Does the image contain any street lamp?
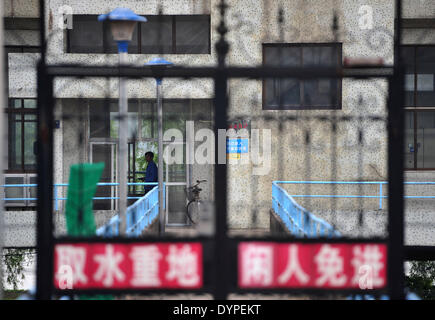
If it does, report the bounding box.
[98,8,146,235]
[145,58,174,235]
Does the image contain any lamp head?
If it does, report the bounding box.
[145,58,174,84]
[144,57,174,66]
[98,8,147,42]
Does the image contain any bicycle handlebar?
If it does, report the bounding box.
[187,179,207,191]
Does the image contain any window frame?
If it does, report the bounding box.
[405,109,435,171]
[402,44,435,108]
[66,14,211,55]
[5,98,38,174]
[262,43,342,110]
[402,44,435,171]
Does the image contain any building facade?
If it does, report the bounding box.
[3,0,435,247]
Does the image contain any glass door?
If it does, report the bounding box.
[404,112,415,169]
[405,111,435,169]
[164,140,190,226]
[416,112,435,169]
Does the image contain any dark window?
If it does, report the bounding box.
[262,43,342,110]
[4,17,40,30]
[67,15,210,54]
[89,100,140,139]
[6,99,37,173]
[402,45,435,107]
[68,15,104,53]
[175,15,210,54]
[405,111,435,170]
[141,16,173,54]
[67,15,140,54]
[402,45,435,170]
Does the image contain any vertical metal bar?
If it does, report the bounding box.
[0,0,5,299]
[413,109,417,168]
[118,51,128,235]
[36,66,54,300]
[214,0,229,300]
[39,0,46,65]
[132,140,136,195]
[54,184,58,211]
[413,47,417,169]
[379,183,383,210]
[157,81,165,234]
[21,103,25,171]
[35,0,54,300]
[387,0,405,300]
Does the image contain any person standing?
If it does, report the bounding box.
[142,151,158,195]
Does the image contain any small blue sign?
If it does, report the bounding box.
[226,138,249,154]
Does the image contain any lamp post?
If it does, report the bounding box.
[98,8,146,235]
[145,58,174,235]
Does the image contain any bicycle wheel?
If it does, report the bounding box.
[186,200,199,225]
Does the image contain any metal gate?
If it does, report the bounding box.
[32,0,435,300]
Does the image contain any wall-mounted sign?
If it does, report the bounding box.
[54,242,203,290]
[239,242,387,289]
[226,138,249,159]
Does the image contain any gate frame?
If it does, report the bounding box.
[34,0,435,300]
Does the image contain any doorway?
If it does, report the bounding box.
[90,142,117,210]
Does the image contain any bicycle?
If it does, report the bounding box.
[185,179,207,225]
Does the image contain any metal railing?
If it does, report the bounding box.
[97,185,164,237]
[275,181,435,210]
[126,185,161,236]
[272,181,341,238]
[2,182,158,211]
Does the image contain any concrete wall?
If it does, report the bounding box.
[225,0,393,228]
[4,0,40,17]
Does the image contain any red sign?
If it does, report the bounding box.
[54,243,203,290]
[239,242,387,290]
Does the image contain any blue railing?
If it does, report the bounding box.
[275,181,435,210]
[2,182,158,211]
[96,214,120,237]
[126,185,161,236]
[272,181,341,238]
[97,185,164,237]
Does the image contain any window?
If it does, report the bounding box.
[87,98,212,209]
[6,99,37,173]
[4,17,41,96]
[405,111,435,170]
[262,43,342,110]
[89,99,151,140]
[67,15,210,54]
[403,45,435,170]
[402,46,435,107]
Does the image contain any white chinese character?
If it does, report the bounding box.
[314,244,347,287]
[277,245,309,285]
[241,245,273,286]
[165,245,200,287]
[93,245,125,287]
[351,245,385,288]
[130,245,162,287]
[55,245,88,287]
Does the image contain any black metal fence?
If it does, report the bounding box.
[31,0,435,300]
